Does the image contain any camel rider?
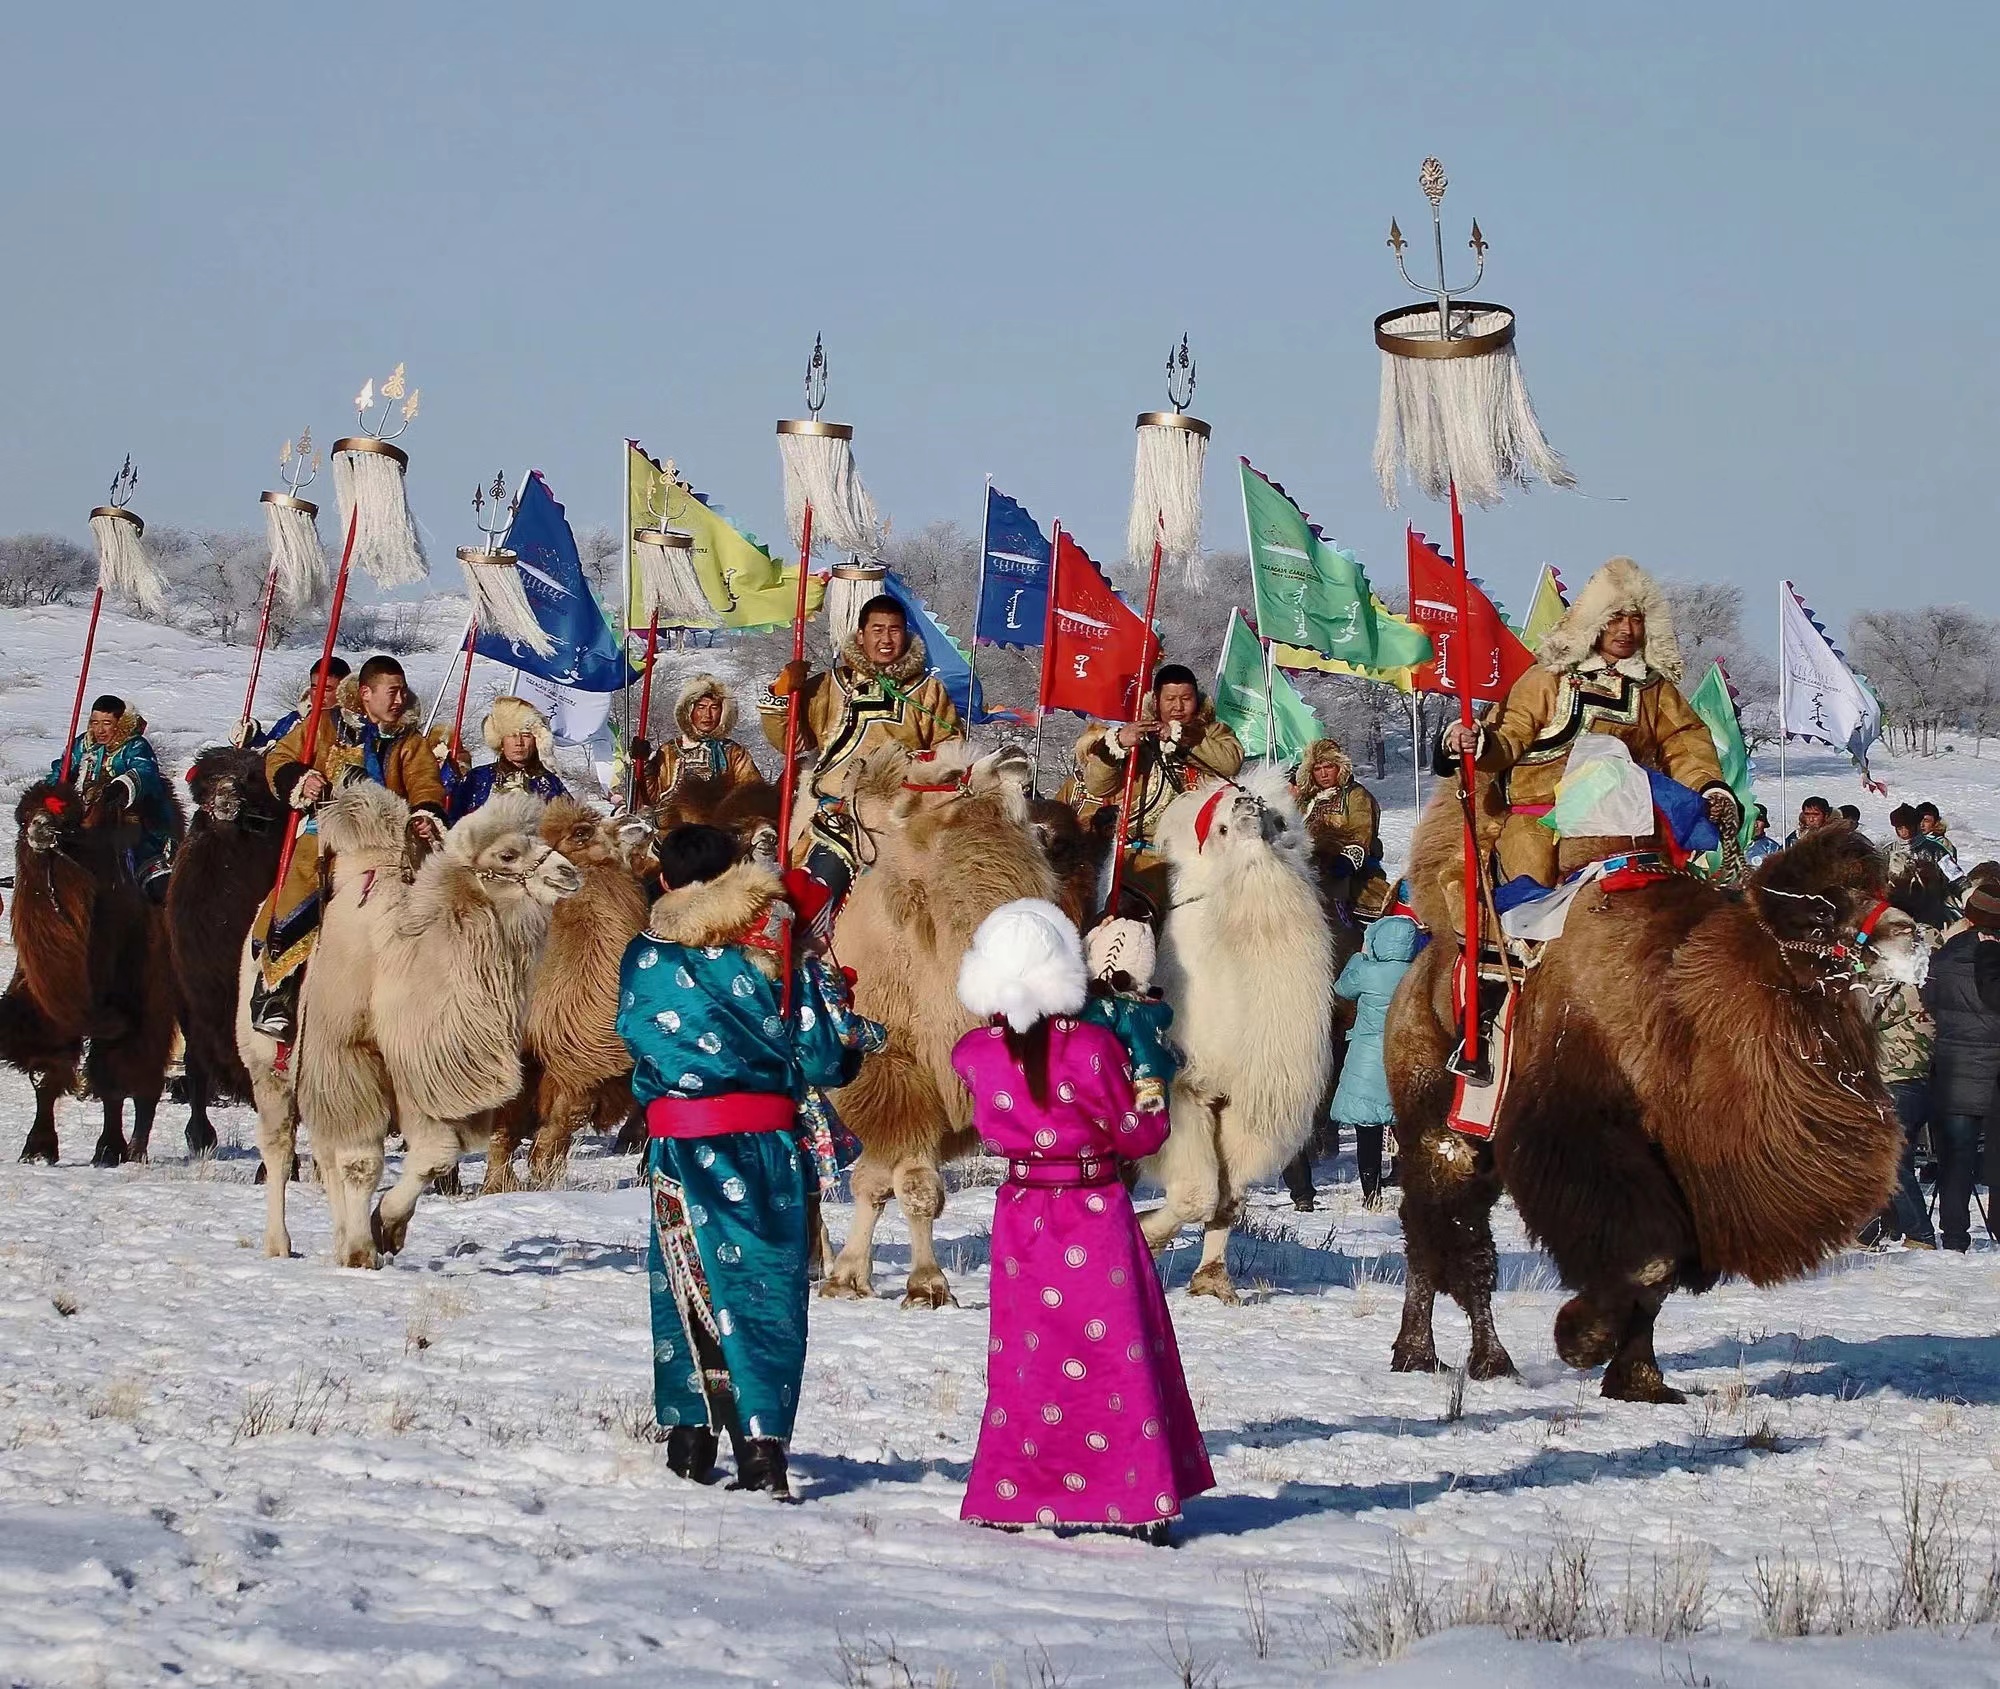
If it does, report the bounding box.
[50,694,177,902]
[1073,663,1243,914]
[632,674,765,812]
[448,695,570,822]
[761,594,963,914]
[246,657,351,750]
[249,654,448,1040]
[1439,556,1737,893]
[1296,737,1390,920]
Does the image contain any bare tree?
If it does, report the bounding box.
[575,524,620,599]
[146,525,285,643]
[1849,606,1994,757]
[1659,579,1780,750]
[0,532,95,606]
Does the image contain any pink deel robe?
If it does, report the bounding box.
[952,1016,1214,1528]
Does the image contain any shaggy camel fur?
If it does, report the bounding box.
[239,787,578,1263]
[5,779,182,1165]
[1027,796,1115,927]
[820,739,1060,1306]
[1387,799,1910,1401]
[168,747,287,1156]
[482,800,653,1192]
[1143,770,1335,1300]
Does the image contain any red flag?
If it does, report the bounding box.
[1406,528,1536,704]
[1039,528,1153,722]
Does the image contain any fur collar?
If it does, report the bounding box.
[333,673,423,737]
[1534,557,1684,684]
[673,673,739,739]
[647,861,785,950]
[90,706,144,751]
[837,629,930,690]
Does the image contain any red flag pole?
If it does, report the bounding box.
[267,501,361,905]
[447,617,479,763]
[238,559,283,743]
[634,610,662,771]
[1030,521,1063,791]
[776,500,815,1015]
[1102,520,1165,922]
[59,586,107,786]
[1447,478,1485,1077]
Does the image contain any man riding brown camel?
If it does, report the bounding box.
[1437,556,1736,897]
[1295,737,1388,920]
[632,674,765,812]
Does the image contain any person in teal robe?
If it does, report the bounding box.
[616,824,871,1498]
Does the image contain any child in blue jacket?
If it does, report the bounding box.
[1328,915,1422,1207]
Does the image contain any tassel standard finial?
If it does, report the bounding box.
[455,470,554,658]
[261,425,327,612]
[332,363,428,588]
[1371,159,1572,508]
[777,335,884,647]
[89,455,164,617]
[1127,333,1211,589]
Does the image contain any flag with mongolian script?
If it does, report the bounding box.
[1038,528,1153,722]
[1406,528,1536,705]
[974,485,1052,649]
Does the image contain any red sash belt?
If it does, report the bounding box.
[1005,1156,1120,1189]
[647,1093,793,1139]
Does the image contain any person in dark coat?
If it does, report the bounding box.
[1918,883,2000,1250]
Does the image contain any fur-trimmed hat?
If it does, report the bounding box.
[957,898,1087,1033]
[674,673,737,740]
[1298,737,1352,786]
[1085,917,1156,994]
[483,695,554,766]
[1534,557,1684,683]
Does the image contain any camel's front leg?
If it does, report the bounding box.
[324,1143,386,1268]
[247,1060,297,1257]
[821,1157,892,1299]
[374,1114,459,1258]
[895,1158,954,1309]
[90,1096,129,1168]
[1139,1090,1221,1254]
[19,1065,71,1164]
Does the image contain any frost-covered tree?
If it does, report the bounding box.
[1659,579,1780,750]
[0,532,96,606]
[1849,606,1999,756]
[146,525,284,644]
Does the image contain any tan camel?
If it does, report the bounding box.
[482,800,653,1193]
[1143,769,1335,1301]
[819,738,1060,1307]
[238,785,578,1265]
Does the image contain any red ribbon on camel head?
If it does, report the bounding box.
[1193,785,1231,853]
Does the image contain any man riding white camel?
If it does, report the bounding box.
[761,594,962,916]
[1437,556,1737,896]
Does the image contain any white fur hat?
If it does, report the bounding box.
[483,695,554,766]
[1085,917,1155,992]
[957,898,1087,1033]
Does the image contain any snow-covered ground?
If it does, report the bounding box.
[3,602,1999,1687]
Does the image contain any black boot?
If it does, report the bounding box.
[249,972,299,1040]
[726,1437,792,1498]
[666,1425,718,1484]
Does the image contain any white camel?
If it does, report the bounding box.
[1143,768,1334,1301]
[237,786,579,1265]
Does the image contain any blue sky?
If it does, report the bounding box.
[4,1,1991,634]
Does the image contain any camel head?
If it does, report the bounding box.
[187,746,280,831]
[1157,766,1310,883]
[537,796,642,876]
[1748,821,1922,991]
[17,781,85,857]
[843,739,1035,838]
[444,792,581,906]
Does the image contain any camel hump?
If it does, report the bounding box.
[317,782,410,860]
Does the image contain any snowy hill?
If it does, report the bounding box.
[2,603,1999,1687]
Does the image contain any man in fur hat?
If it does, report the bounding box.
[632,674,764,811]
[249,653,448,1040]
[50,693,177,900]
[246,657,350,750]
[1441,556,1735,889]
[1295,737,1388,918]
[761,594,962,908]
[448,694,570,821]
[1072,664,1243,909]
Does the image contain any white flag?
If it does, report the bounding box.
[1779,583,1881,764]
[509,669,611,747]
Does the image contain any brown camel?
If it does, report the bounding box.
[4,778,181,1165]
[819,738,1060,1306]
[1386,795,1910,1402]
[167,747,288,1157]
[483,800,653,1192]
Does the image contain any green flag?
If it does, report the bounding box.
[1241,458,1432,673]
[1688,661,1758,854]
[1520,564,1569,651]
[1215,607,1322,762]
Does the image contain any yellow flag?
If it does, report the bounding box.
[1270,639,1418,693]
[627,442,823,633]
[1520,563,1569,652]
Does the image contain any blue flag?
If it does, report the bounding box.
[476,471,637,691]
[973,485,1052,649]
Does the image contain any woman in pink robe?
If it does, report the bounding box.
[952,899,1214,1538]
